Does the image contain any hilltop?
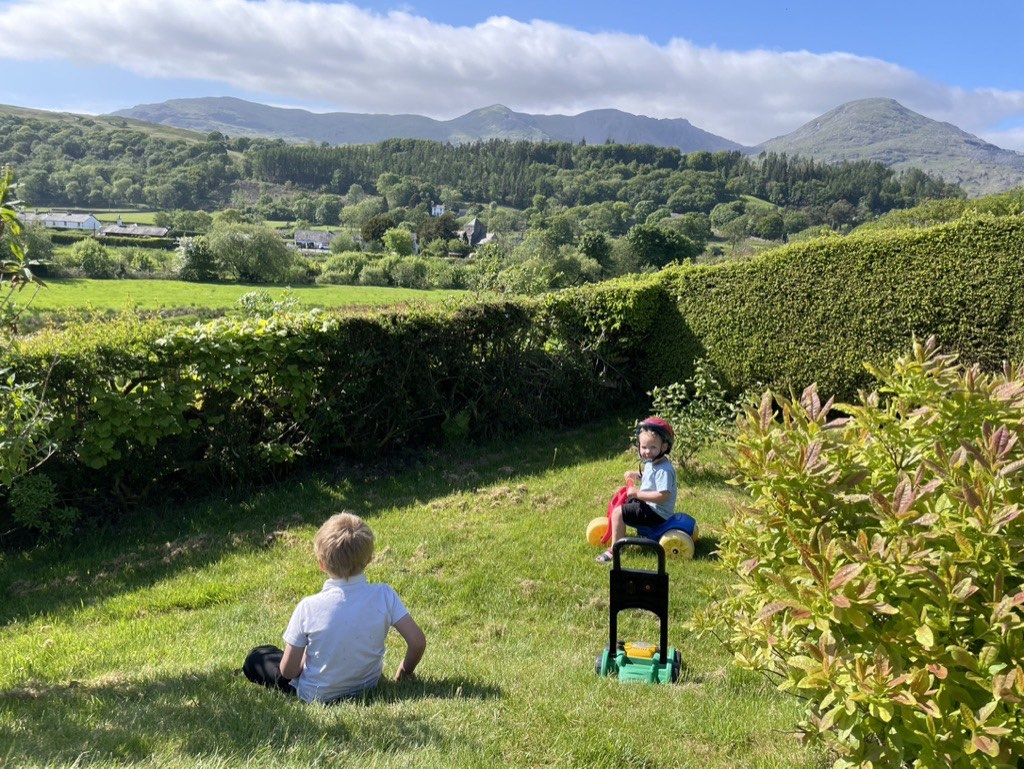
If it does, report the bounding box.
[751,98,1024,197]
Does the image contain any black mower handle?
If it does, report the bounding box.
[612,537,666,574]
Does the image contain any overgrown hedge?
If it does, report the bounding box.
[4,296,643,536]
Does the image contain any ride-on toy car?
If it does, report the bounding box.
[586,484,698,559]
[596,537,681,684]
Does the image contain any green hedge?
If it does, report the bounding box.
[98,235,177,250]
[48,231,94,246]
[5,297,635,534]
[5,214,1024,540]
[655,214,1024,398]
[48,232,176,249]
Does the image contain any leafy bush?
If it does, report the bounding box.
[357,263,390,286]
[648,358,738,465]
[207,223,292,283]
[390,256,430,289]
[425,257,469,290]
[7,472,78,536]
[1,166,55,489]
[70,238,120,278]
[176,235,217,281]
[236,289,298,318]
[316,251,366,285]
[121,246,174,274]
[694,338,1024,767]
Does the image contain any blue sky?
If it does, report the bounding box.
[1,0,1023,150]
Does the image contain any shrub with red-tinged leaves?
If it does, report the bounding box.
[693,337,1024,768]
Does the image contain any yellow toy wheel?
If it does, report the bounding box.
[586,516,609,546]
[660,530,695,560]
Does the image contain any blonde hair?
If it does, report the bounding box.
[313,512,375,578]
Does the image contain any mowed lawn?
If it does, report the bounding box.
[0,419,828,769]
[22,278,468,313]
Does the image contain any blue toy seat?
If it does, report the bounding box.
[635,512,697,541]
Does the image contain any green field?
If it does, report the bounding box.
[0,420,825,768]
[22,278,469,313]
[94,211,159,225]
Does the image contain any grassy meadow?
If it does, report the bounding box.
[21,278,468,314]
[0,418,828,769]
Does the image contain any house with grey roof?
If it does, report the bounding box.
[21,212,102,232]
[294,229,336,251]
[99,221,170,238]
[458,218,487,247]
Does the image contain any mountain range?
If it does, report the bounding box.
[110,97,1024,197]
[111,97,743,154]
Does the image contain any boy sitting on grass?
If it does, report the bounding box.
[243,512,426,703]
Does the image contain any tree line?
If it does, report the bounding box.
[0,111,963,224]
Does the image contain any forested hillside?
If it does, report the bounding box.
[1,107,962,225]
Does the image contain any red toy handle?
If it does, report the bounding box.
[602,479,634,545]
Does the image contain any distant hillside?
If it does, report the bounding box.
[751,98,1024,197]
[0,102,211,145]
[109,97,744,153]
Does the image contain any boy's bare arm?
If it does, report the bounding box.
[627,487,670,505]
[393,614,426,681]
[279,643,305,679]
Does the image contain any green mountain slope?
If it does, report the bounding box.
[751,98,1024,196]
[0,103,210,144]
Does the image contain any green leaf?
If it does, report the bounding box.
[915,624,935,648]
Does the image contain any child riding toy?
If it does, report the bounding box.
[587,417,699,560]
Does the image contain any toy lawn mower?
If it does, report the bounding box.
[595,537,681,684]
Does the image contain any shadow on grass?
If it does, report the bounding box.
[676,461,733,487]
[0,414,638,627]
[693,534,721,562]
[0,669,500,766]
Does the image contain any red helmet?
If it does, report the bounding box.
[636,417,674,452]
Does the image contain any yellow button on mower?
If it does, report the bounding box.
[595,538,681,684]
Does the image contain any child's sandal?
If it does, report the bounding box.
[595,550,613,564]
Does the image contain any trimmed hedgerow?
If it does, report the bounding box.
[656,214,1024,399]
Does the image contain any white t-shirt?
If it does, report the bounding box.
[283,574,408,702]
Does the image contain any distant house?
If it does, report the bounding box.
[99,221,169,238]
[21,212,101,232]
[294,229,336,251]
[430,203,446,217]
[458,218,487,247]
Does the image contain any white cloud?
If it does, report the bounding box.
[1,0,1023,147]
[980,128,1024,154]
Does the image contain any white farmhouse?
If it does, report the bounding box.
[21,212,102,232]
